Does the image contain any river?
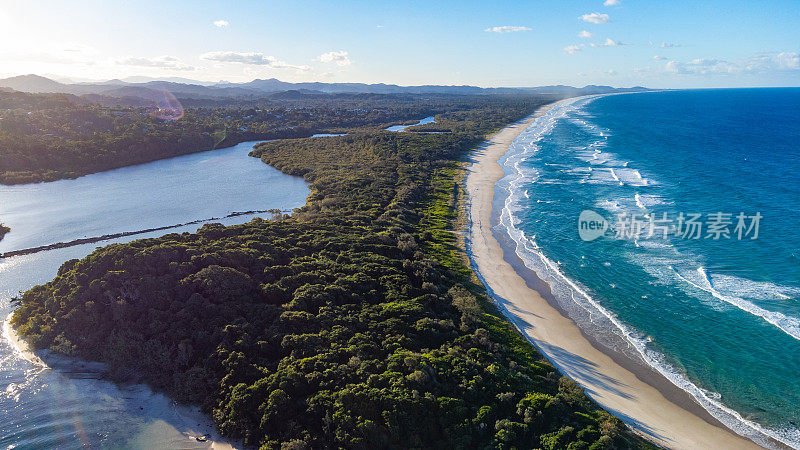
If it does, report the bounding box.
[0,140,310,449]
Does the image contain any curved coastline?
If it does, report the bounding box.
[464,98,764,449]
[4,314,238,449]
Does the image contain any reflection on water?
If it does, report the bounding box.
[0,141,309,448]
[384,116,436,132]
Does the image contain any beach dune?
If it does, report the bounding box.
[465,101,761,449]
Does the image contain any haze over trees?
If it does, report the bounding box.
[0,89,463,184]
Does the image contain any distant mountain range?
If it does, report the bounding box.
[0,74,649,103]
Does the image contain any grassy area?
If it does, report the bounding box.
[417,163,472,278]
[413,127,657,450]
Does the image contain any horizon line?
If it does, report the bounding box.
[2,73,800,91]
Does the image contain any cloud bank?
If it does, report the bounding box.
[591,38,626,47]
[663,52,800,75]
[485,25,532,33]
[200,51,311,71]
[117,55,194,71]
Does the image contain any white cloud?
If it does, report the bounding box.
[591,38,625,47]
[664,60,686,74]
[200,51,311,71]
[213,20,229,28]
[317,50,352,67]
[581,13,610,24]
[653,55,666,60]
[660,42,681,48]
[662,52,800,75]
[485,25,532,33]
[775,52,799,69]
[579,30,593,38]
[564,45,582,54]
[117,55,195,71]
[604,0,621,5]
[665,58,738,75]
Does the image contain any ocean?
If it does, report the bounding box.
[497,89,800,448]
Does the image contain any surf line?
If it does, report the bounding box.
[0,209,291,259]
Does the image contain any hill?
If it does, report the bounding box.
[0,74,650,103]
[0,74,70,93]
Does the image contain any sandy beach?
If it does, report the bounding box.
[464,100,761,449]
[2,315,237,449]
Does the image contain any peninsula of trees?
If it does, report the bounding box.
[10,91,654,449]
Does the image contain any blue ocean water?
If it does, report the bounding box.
[499,89,800,447]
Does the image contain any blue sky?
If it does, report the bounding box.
[1,0,798,88]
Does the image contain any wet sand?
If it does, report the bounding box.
[464,100,762,449]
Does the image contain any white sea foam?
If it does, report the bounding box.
[597,199,623,212]
[636,240,671,249]
[568,116,612,137]
[637,194,665,209]
[608,168,621,183]
[601,157,630,167]
[484,94,800,449]
[574,150,601,162]
[672,267,800,341]
[634,193,645,209]
[502,210,792,448]
[590,152,615,166]
[709,274,800,302]
[615,168,649,186]
[586,168,623,185]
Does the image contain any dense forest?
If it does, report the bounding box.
[1,89,523,185]
[11,94,654,449]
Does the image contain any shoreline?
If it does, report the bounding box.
[464,99,763,449]
[0,208,289,259]
[3,315,47,367]
[2,315,238,449]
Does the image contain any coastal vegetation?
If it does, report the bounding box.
[0,89,478,184]
[11,95,653,449]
